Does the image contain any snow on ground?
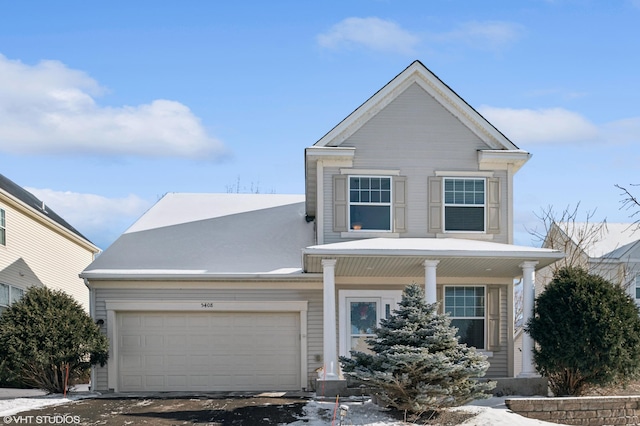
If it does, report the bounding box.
[0,394,95,417]
[0,391,558,425]
[289,396,558,425]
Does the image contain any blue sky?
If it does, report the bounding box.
[0,0,638,250]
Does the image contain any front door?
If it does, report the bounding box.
[339,290,402,357]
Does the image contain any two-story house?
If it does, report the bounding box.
[0,173,100,313]
[536,221,640,300]
[81,61,562,394]
[512,221,639,377]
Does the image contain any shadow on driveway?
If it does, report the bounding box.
[15,393,313,425]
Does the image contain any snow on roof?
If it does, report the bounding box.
[558,222,640,258]
[126,193,305,233]
[305,237,561,258]
[84,193,313,276]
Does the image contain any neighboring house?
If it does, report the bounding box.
[514,221,640,376]
[81,61,563,394]
[0,173,100,313]
[534,221,640,298]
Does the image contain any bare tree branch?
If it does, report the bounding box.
[616,183,640,228]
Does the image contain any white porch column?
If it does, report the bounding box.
[423,260,440,304]
[322,258,339,379]
[519,261,539,377]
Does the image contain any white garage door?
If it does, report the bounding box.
[117,311,301,392]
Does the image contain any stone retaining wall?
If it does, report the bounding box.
[505,396,640,426]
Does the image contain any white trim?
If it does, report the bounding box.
[340,169,400,176]
[105,300,308,392]
[435,171,494,177]
[341,232,399,239]
[106,300,307,312]
[314,61,520,151]
[435,233,494,240]
[316,160,325,245]
[338,290,402,358]
[347,175,393,232]
[442,177,487,233]
[106,309,117,391]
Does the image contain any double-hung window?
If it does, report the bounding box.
[0,283,24,315]
[444,178,485,232]
[349,176,392,231]
[635,275,640,302]
[444,286,485,349]
[0,208,5,246]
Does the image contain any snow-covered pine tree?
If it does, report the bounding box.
[340,283,495,418]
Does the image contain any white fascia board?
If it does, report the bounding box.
[302,247,563,261]
[314,62,519,151]
[478,150,531,173]
[80,269,322,281]
[305,146,356,159]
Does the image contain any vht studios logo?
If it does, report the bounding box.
[3,415,80,424]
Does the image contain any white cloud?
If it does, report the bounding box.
[435,21,524,52]
[27,187,152,249]
[478,106,600,145]
[317,17,419,54]
[0,54,226,158]
[602,117,640,145]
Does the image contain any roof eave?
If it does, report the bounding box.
[478,150,532,174]
[81,270,322,281]
[0,188,100,253]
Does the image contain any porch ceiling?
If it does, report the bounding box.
[302,238,563,278]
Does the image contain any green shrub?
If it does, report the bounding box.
[340,284,494,420]
[0,287,108,393]
[526,266,640,396]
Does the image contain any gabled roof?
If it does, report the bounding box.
[556,222,640,259]
[314,60,521,151]
[0,173,97,249]
[304,60,530,216]
[82,193,314,279]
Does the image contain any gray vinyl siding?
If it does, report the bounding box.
[92,285,323,391]
[321,82,510,244]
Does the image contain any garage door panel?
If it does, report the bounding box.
[118,311,301,392]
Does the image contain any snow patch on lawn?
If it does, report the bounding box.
[0,394,96,417]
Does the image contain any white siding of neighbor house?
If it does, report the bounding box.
[91,284,323,391]
[0,199,96,310]
[320,82,510,245]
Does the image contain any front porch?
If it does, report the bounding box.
[302,237,563,396]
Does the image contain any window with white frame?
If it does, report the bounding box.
[349,176,392,231]
[0,283,24,314]
[444,178,485,232]
[635,275,640,301]
[0,208,5,246]
[444,286,485,349]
